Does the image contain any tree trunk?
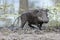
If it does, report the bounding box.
[19,0,29,14]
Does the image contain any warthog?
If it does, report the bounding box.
[11,8,49,30]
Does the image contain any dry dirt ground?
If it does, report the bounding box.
[0,27,60,40]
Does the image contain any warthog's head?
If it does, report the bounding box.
[37,9,49,23]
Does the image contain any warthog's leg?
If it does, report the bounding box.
[39,23,43,30]
[15,15,27,30]
[16,20,26,30]
[20,18,27,29]
[28,24,36,29]
[36,23,43,30]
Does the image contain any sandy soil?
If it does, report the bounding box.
[0,27,60,40]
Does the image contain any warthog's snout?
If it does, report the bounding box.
[42,18,49,23]
[38,17,49,23]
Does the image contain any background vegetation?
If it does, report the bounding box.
[0,0,60,28]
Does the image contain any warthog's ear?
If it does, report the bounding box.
[45,9,49,12]
[33,9,39,13]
